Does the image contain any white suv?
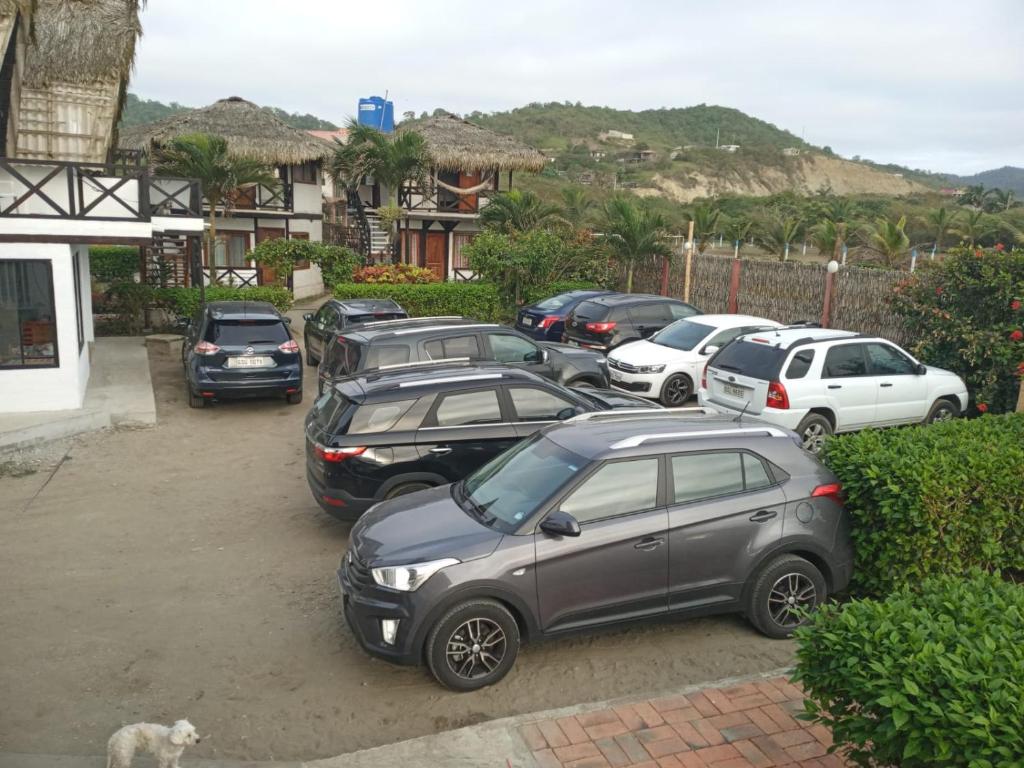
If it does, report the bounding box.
[697,328,969,452]
[607,314,781,406]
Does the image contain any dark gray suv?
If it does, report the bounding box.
[338,410,852,691]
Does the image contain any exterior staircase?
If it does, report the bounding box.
[362,210,392,260]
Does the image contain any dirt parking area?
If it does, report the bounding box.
[0,314,796,762]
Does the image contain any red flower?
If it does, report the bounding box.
[1012,300,1022,311]
[935,286,943,296]
[975,249,984,258]
[995,242,1006,252]
[1012,330,1024,342]
[977,403,988,413]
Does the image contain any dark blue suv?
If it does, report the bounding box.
[515,289,615,341]
[181,301,302,408]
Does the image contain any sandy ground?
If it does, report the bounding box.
[0,314,796,762]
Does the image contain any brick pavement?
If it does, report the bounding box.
[518,676,849,768]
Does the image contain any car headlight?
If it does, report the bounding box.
[636,364,666,374]
[371,558,460,591]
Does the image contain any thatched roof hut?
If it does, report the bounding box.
[404,114,546,173]
[120,97,334,166]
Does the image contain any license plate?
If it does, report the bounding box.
[521,316,533,327]
[724,383,747,399]
[226,356,273,368]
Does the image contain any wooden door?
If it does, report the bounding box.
[458,172,481,212]
[256,227,284,285]
[425,231,446,281]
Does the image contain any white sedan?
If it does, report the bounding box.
[607,314,782,406]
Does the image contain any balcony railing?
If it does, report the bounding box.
[397,182,495,214]
[225,180,291,212]
[0,157,201,222]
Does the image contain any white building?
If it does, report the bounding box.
[0,0,203,414]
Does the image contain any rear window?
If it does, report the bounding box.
[326,337,364,376]
[346,312,407,326]
[205,319,289,345]
[709,339,787,381]
[311,389,355,432]
[572,300,610,321]
[535,292,584,311]
[348,399,417,434]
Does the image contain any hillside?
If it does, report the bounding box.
[947,166,1024,197]
[119,93,338,131]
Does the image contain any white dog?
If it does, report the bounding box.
[106,719,200,768]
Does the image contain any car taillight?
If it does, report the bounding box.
[194,341,219,355]
[766,381,789,409]
[278,339,299,353]
[314,444,366,463]
[585,321,617,333]
[537,315,562,330]
[811,482,844,505]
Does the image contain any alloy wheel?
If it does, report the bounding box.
[445,618,507,680]
[931,405,954,422]
[664,376,690,406]
[767,572,817,627]
[801,423,827,453]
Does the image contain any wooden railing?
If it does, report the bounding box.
[397,182,495,214]
[227,180,291,212]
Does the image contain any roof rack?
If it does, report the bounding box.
[390,323,499,335]
[567,407,714,423]
[354,315,466,329]
[610,426,790,450]
[372,357,472,372]
[399,373,503,388]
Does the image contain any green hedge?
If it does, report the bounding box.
[333,282,504,322]
[822,413,1024,596]
[89,246,139,283]
[794,570,1024,767]
[154,286,294,317]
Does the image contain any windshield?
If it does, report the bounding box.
[535,292,585,312]
[205,319,289,346]
[457,435,585,534]
[650,320,715,351]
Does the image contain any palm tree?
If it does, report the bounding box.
[601,196,671,293]
[956,209,994,246]
[154,133,278,283]
[756,212,803,261]
[988,188,1016,212]
[560,187,594,229]
[810,219,843,260]
[687,203,721,255]
[722,216,753,257]
[922,207,960,253]
[329,120,430,207]
[868,216,910,267]
[479,189,564,234]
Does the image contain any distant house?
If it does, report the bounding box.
[782,147,801,157]
[627,149,656,164]
[577,171,595,185]
[719,144,741,153]
[121,97,333,299]
[600,130,634,142]
[589,149,606,160]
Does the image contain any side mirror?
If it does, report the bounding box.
[302,313,313,322]
[701,344,720,356]
[916,363,927,375]
[283,316,292,325]
[540,510,581,537]
[556,406,577,421]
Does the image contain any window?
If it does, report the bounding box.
[0,260,58,369]
[452,233,475,270]
[651,320,716,351]
[710,340,787,381]
[785,350,815,379]
[629,302,672,327]
[489,333,540,363]
[292,161,318,185]
[211,233,249,268]
[672,453,744,503]
[73,250,84,351]
[560,459,659,523]
[315,305,340,328]
[823,344,868,378]
[668,302,700,320]
[866,343,916,375]
[509,387,577,422]
[743,454,773,491]
[705,326,748,350]
[365,345,410,368]
[434,389,503,427]
[204,320,289,346]
[424,334,480,360]
[348,399,416,434]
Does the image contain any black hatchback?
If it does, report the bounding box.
[563,294,700,352]
[181,301,302,408]
[305,363,658,520]
[302,298,409,367]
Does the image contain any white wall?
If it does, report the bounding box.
[0,242,89,413]
[292,180,323,215]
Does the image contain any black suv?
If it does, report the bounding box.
[305,363,658,519]
[181,301,302,408]
[339,410,852,690]
[317,322,610,395]
[302,298,408,366]
[563,294,700,351]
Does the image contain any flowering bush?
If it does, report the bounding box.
[351,264,438,284]
[892,245,1024,413]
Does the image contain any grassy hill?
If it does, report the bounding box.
[947,166,1024,197]
[119,93,338,131]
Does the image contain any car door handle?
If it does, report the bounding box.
[880,382,893,387]
[634,537,664,551]
[749,510,778,523]
[827,384,842,390]
[429,447,453,455]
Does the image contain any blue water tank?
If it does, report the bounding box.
[357,96,395,133]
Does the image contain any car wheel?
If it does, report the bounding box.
[925,398,959,424]
[384,482,432,500]
[795,414,833,454]
[660,373,693,407]
[286,390,304,405]
[746,555,827,639]
[425,599,520,692]
[187,385,207,409]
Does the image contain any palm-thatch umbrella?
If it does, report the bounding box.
[404,113,547,175]
[120,96,333,165]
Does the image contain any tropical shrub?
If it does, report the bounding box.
[352,264,438,284]
[105,281,153,335]
[794,570,1024,767]
[154,286,293,317]
[821,413,1024,596]
[892,245,1024,413]
[333,282,504,322]
[89,246,139,283]
[311,244,363,286]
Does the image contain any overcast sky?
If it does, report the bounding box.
[131,0,1023,175]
